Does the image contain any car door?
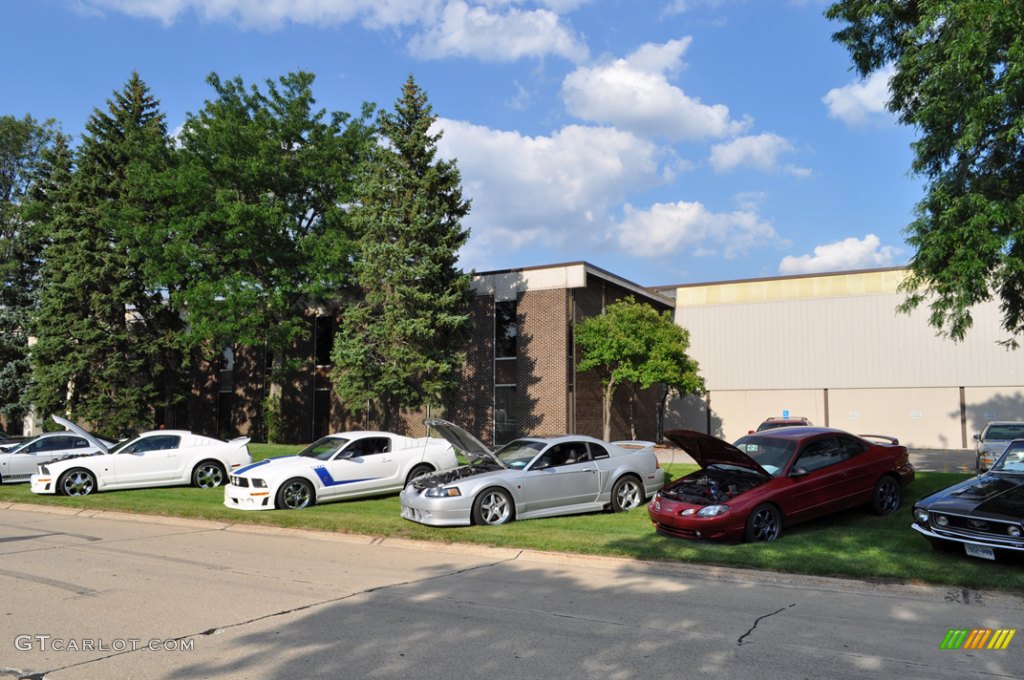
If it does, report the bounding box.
[111,435,182,486]
[782,436,850,521]
[317,436,396,498]
[520,441,601,512]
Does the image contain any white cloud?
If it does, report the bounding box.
[615,200,778,258]
[79,0,443,29]
[433,118,667,259]
[709,133,810,176]
[408,1,587,61]
[823,65,894,126]
[561,38,749,139]
[778,234,899,274]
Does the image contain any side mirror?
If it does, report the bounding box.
[972,434,981,442]
[789,466,809,478]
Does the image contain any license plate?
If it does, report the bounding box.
[964,543,995,560]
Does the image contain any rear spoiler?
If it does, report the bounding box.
[860,434,900,446]
[612,440,657,452]
[228,436,251,448]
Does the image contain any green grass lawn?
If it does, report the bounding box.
[2,443,1020,592]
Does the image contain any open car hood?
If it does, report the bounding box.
[663,429,771,479]
[425,418,506,469]
[51,414,110,453]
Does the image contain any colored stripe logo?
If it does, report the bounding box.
[941,629,1016,650]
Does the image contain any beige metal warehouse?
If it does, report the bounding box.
[662,267,1024,450]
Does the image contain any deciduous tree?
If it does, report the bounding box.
[827,1,1024,343]
[576,297,703,440]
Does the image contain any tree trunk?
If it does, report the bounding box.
[602,378,616,441]
[657,385,669,444]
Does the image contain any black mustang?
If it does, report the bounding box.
[912,440,1024,561]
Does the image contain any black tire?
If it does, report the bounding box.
[275,478,315,510]
[871,475,901,515]
[192,460,227,489]
[471,487,514,526]
[405,464,434,488]
[610,475,644,512]
[744,503,782,542]
[59,468,96,497]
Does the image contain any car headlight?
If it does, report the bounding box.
[935,515,949,527]
[696,504,729,517]
[1008,526,1022,538]
[424,487,461,498]
[252,479,267,488]
[913,507,929,524]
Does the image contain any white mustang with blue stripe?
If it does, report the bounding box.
[223,431,457,510]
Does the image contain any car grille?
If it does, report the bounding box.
[925,511,1024,547]
[654,523,699,539]
[230,476,249,487]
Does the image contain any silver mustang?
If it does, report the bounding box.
[400,418,665,526]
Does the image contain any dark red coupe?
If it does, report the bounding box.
[649,427,915,542]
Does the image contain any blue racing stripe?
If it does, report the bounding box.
[312,466,378,487]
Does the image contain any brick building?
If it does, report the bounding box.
[195,262,674,446]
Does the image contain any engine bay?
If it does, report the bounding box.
[660,470,763,505]
[412,462,501,489]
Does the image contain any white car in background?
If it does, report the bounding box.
[974,421,1024,472]
[223,431,457,510]
[30,418,251,496]
[0,416,112,484]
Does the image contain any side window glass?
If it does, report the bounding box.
[72,437,90,448]
[796,438,844,473]
[588,443,609,460]
[837,436,865,459]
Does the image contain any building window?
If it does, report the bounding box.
[313,389,331,439]
[494,299,518,444]
[314,315,334,367]
[495,300,517,358]
[494,385,517,445]
[218,346,234,439]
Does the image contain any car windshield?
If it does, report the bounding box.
[733,436,798,477]
[991,443,1024,474]
[108,438,137,454]
[495,440,547,469]
[9,436,39,452]
[982,424,1024,440]
[298,437,349,461]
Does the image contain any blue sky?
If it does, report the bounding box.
[3,0,922,287]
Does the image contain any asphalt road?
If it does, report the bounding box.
[1,505,1021,680]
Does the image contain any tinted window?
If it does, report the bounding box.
[836,435,865,458]
[795,437,845,473]
[589,442,610,460]
[341,437,390,458]
[122,435,182,454]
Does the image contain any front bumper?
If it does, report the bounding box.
[648,497,744,541]
[223,483,274,510]
[29,474,56,495]
[911,522,1024,553]
[399,487,474,526]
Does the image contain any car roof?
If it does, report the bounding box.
[743,426,850,440]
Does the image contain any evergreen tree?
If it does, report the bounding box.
[0,116,68,428]
[29,74,180,435]
[332,76,473,432]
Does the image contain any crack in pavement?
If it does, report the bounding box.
[1,667,45,680]
[23,550,524,678]
[736,603,796,646]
